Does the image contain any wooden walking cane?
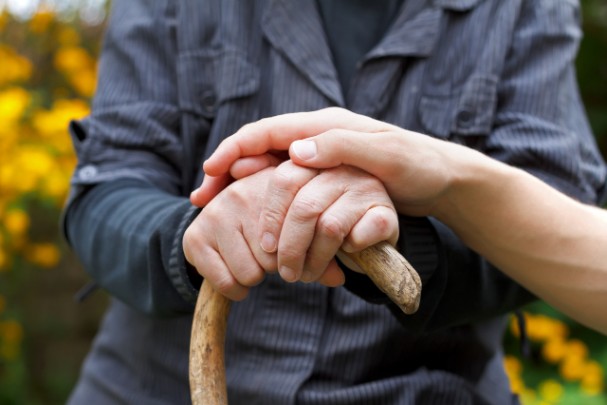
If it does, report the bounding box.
[189,241,422,405]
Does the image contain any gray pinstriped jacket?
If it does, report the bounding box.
[64,0,606,404]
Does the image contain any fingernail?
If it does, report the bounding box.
[279,265,298,282]
[291,140,317,161]
[260,232,277,253]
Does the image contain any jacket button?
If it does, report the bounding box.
[201,91,216,113]
[457,110,474,127]
[79,165,98,180]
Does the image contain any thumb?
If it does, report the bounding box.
[289,130,380,172]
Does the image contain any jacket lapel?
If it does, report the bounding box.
[366,0,442,62]
[262,0,344,106]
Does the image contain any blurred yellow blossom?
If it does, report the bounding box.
[559,354,588,381]
[4,209,30,237]
[542,337,568,364]
[581,361,604,395]
[0,87,30,124]
[538,379,564,403]
[29,9,55,33]
[26,243,60,268]
[504,355,525,394]
[69,69,97,97]
[525,313,569,342]
[0,45,33,86]
[32,99,90,137]
[54,47,98,97]
[565,339,589,360]
[54,46,94,74]
[42,169,71,201]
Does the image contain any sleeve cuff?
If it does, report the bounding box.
[167,205,203,305]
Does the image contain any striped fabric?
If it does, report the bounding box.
[64,0,606,404]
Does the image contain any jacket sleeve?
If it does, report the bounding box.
[62,0,205,315]
[344,0,607,332]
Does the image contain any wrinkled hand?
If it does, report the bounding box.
[183,168,276,301]
[184,162,397,299]
[256,160,398,284]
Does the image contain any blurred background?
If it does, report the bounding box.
[0,1,605,404]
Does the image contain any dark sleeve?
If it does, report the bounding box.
[62,0,208,315]
[65,179,202,315]
[344,0,607,332]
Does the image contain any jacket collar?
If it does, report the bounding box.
[262,0,343,105]
[365,0,442,61]
[262,0,485,105]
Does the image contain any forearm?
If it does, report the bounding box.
[65,178,201,315]
[435,152,607,333]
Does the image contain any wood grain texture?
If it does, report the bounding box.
[343,241,422,314]
[189,241,421,404]
[190,281,231,405]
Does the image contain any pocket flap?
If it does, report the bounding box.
[419,73,498,138]
[177,49,259,118]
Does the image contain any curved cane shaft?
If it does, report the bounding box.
[189,241,422,404]
[190,281,231,405]
[344,241,422,314]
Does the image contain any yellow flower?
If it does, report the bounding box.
[581,360,604,395]
[504,355,525,394]
[4,209,30,237]
[542,337,567,364]
[26,243,61,268]
[69,68,98,97]
[29,9,55,34]
[0,45,33,86]
[32,99,90,137]
[54,46,93,74]
[559,354,587,381]
[504,355,523,376]
[42,170,70,201]
[0,87,30,123]
[564,339,588,360]
[538,379,564,403]
[525,313,568,342]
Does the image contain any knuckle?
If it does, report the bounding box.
[317,214,348,241]
[238,268,264,287]
[370,210,391,233]
[213,274,238,296]
[260,207,285,228]
[279,245,305,265]
[290,197,324,221]
[368,207,399,239]
[271,166,297,190]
